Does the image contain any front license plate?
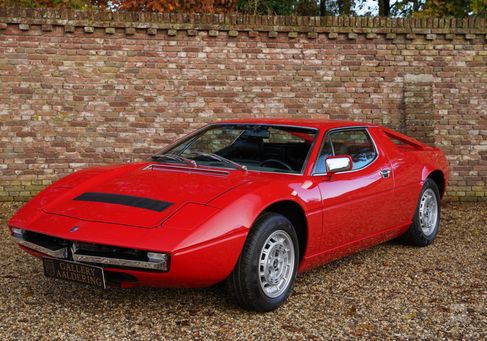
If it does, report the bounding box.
[42,258,106,288]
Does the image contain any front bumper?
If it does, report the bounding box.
[9,212,247,288]
[12,229,169,271]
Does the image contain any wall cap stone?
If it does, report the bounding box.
[0,6,485,40]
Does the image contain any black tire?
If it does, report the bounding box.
[226,212,299,312]
[400,178,441,246]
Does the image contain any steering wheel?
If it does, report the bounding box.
[259,159,293,171]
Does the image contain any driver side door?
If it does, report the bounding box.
[315,127,395,253]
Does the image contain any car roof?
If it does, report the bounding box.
[217,118,378,131]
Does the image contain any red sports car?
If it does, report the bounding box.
[8,119,448,311]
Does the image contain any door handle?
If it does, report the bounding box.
[380,168,391,179]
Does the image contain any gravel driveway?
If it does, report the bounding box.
[0,202,485,340]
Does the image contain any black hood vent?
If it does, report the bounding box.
[74,192,173,212]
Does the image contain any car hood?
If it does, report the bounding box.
[41,163,250,228]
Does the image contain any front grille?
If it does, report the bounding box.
[72,242,148,262]
[25,230,69,249]
[13,229,169,272]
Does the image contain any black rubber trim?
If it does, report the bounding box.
[74,192,172,212]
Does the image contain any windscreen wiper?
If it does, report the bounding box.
[151,154,197,168]
[195,152,247,171]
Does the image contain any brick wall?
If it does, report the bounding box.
[0,7,486,201]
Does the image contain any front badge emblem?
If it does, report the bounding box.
[70,226,80,232]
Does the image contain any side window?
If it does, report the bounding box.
[330,129,377,170]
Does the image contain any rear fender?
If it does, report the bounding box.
[419,150,449,197]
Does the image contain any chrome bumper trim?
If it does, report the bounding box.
[72,253,168,271]
[15,237,68,259]
[12,231,168,271]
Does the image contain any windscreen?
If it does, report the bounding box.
[158,124,317,174]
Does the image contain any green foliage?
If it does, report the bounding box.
[295,0,318,16]
[1,0,485,17]
[237,0,296,15]
[391,0,423,17]
[419,0,473,17]
[0,0,96,9]
[391,0,486,17]
[236,0,349,17]
[319,0,339,15]
[471,0,487,17]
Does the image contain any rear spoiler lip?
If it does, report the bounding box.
[382,128,434,150]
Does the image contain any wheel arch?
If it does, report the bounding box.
[260,200,308,263]
[426,170,446,199]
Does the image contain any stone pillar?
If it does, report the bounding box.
[403,74,438,145]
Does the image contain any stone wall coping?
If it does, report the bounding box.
[1,6,486,37]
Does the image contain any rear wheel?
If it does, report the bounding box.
[226,212,299,312]
[400,178,441,246]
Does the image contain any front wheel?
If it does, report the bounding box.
[400,178,441,246]
[226,212,299,312]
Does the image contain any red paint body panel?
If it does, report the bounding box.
[7,119,449,288]
[317,128,396,251]
[42,165,249,228]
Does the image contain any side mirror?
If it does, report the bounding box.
[325,155,352,174]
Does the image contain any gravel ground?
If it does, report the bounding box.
[0,202,485,340]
